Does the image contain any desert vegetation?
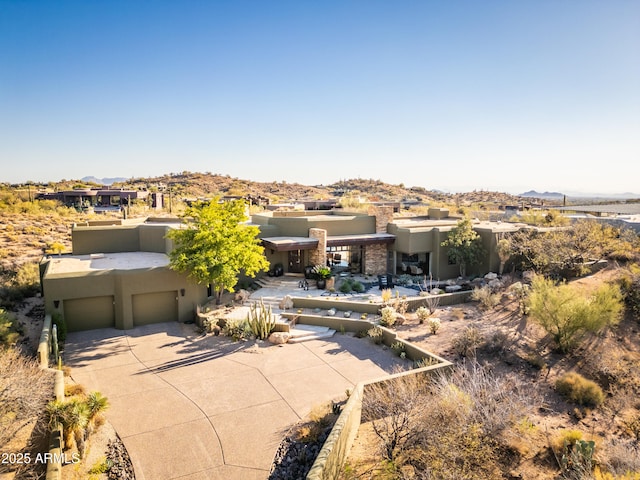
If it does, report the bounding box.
[343,219,640,479]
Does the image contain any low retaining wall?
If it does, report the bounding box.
[292,289,472,316]
[38,315,52,368]
[306,359,452,480]
[38,315,65,480]
[294,311,451,480]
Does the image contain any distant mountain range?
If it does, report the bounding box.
[519,190,640,201]
[81,176,128,185]
[519,190,564,199]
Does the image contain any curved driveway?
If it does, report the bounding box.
[65,321,404,479]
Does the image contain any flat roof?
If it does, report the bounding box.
[554,204,640,215]
[261,236,319,252]
[46,252,169,275]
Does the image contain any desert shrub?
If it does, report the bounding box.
[65,383,86,397]
[621,412,640,442]
[618,265,640,319]
[523,352,547,370]
[471,285,502,309]
[390,341,406,358]
[427,317,441,334]
[0,308,20,346]
[222,318,251,341]
[339,279,353,293]
[0,347,54,450]
[484,329,509,353]
[367,325,384,344]
[379,306,396,327]
[561,439,596,479]
[362,363,540,479]
[362,371,430,461]
[381,288,392,304]
[423,293,440,314]
[527,276,623,352]
[556,372,605,407]
[600,438,640,477]
[415,306,429,324]
[352,280,365,293]
[452,326,483,357]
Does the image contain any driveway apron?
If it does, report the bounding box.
[64,322,403,480]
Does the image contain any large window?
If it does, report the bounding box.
[326,245,363,273]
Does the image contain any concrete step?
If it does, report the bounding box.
[287,324,336,343]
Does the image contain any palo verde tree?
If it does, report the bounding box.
[441,217,486,276]
[527,275,623,352]
[167,199,269,304]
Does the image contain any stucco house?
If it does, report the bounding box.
[41,206,518,332]
[255,205,519,281]
[40,218,208,332]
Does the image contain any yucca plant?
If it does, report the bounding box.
[247,298,277,340]
[85,391,109,434]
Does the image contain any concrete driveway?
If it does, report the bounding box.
[64,322,405,479]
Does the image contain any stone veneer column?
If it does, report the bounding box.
[308,228,327,267]
[368,205,394,233]
[364,244,388,275]
[364,205,394,275]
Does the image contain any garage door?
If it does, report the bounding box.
[64,296,115,332]
[132,291,178,326]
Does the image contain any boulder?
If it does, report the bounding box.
[445,285,462,293]
[484,272,498,281]
[279,295,294,310]
[488,279,503,290]
[395,313,406,326]
[268,332,291,345]
[234,289,250,303]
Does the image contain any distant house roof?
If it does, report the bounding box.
[554,204,640,216]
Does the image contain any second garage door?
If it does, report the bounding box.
[132,291,178,326]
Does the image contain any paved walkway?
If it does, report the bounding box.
[65,322,406,480]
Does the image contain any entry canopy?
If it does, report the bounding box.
[327,233,395,247]
[261,237,319,252]
[261,233,395,252]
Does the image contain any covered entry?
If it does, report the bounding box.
[64,296,115,332]
[132,291,178,326]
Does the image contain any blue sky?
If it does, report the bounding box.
[1,1,638,194]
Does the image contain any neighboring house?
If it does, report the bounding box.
[40,218,207,332]
[37,188,163,213]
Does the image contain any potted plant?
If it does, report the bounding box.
[312,264,332,289]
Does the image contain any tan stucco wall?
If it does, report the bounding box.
[72,223,173,255]
[43,266,207,330]
[253,213,376,237]
[138,224,173,253]
[72,226,141,254]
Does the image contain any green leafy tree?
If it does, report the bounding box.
[167,199,269,304]
[527,276,623,352]
[441,217,486,276]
